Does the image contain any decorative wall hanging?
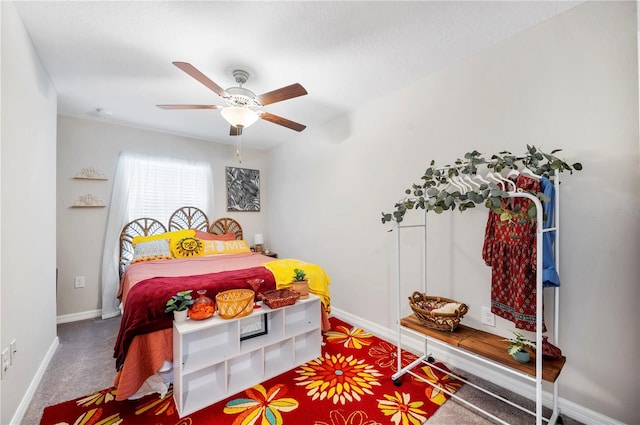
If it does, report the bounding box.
[72,194,106,208]
[226,167,260,212]
[73,167,108,180]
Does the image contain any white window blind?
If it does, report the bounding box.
[123,153,213,224]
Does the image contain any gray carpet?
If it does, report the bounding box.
[22,317,119,425]
[23,317,584,424]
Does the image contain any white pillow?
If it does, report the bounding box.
[131,238,173,263]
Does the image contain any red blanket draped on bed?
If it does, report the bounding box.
[113,266,276,370]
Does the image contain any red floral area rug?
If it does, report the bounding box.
[41,317,462,425]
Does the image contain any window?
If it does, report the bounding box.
[122,153,213,224]
[101,152,213,318]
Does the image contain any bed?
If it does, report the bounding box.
[112,206,331,401]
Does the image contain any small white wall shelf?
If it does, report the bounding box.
[73,167,108,180]
[173,294,322,418]
[71,194,106,208]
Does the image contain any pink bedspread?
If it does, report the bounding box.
[118,253,276,304]
[114,253,277,400]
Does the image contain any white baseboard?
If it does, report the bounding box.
[12,310,108,423]
[10,336,59,425]
[102,310,121,320]
[331,307,624,425]
[56,309,102,324]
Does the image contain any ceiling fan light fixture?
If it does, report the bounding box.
[161,62,307,133]
[220,106,259,129]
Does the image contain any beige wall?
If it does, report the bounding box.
[1,2,58,423]
[56,116,271,318]
[267,2,638,424]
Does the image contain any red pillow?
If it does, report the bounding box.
[194,230,236,241]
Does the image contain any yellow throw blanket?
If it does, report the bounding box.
[262,258,331,312]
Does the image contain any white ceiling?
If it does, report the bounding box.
[14,1,581,150]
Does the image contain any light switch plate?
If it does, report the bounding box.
[10,339,16,365]
[481,306,496,327]
[1,348,9,379]
[74,276,86,288]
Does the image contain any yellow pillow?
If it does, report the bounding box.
[133,229,196,257]
[202,239,251,256]
[173,236,204,258]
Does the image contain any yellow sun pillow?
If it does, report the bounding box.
[133,229,196,257]
[173,236,204,258]
[202,239,251,256]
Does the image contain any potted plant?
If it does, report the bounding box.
[503,330,536,363]
[165,290,194,321]
[291,268,309,299]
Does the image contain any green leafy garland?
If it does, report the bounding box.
[381,145,582,224]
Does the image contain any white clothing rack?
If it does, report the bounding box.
[391,171,565,425]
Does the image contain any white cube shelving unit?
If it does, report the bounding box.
[173,294,322,417]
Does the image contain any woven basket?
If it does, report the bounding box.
[408,292,469,332]
[215,289,254,319]
[261,289,300,309]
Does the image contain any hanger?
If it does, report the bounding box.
[456,175,473,194]
[473,173,490,186]
[463,174,481,190]
[495,171,516,192]
[506,169,521,193]
[486,172,505,190]
[448,176,466,194]
[453,176,467,194]
[521,168,541,181]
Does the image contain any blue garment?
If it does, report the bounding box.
[540,177,560,287]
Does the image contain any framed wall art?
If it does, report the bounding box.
[239,314,268,341]
[226,166,260,212]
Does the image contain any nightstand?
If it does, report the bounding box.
[262,252,278,258]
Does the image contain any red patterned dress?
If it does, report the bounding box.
[482,175,546,332]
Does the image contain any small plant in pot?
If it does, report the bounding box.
[291,268,309,299]
[503,330,536,363]
[165,290,194,321]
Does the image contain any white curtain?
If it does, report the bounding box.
[100,152,214,318]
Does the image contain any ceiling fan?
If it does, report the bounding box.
[157,62,307,136]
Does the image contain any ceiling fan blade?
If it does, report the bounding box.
[256,83,307,106]
[259,112,306,132]
[172,62,229,98]
[157,104,221,109]
[229,125,241,136]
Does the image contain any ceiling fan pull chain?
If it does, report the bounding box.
[235,132,243,164]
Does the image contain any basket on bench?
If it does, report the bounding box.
[260,289,300,309]
[216,289,254,319]
[408,292,469,332]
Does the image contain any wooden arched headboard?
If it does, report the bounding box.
[209,217,243,240]
[168,206,209,232]
[119,207,243,277]
[119,218,167,278]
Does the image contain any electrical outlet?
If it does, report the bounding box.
[481,306,496,327]
[74,276,86,288]
[10,339,16,365]
[1,348,9,379]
